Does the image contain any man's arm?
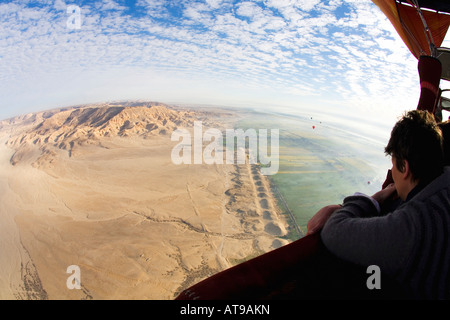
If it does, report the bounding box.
[306,184,397,236]
[306,204,342,236]
[320,195,414,276]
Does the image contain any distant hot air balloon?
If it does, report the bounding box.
[312,125,315,129]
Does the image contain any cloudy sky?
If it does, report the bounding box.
[1,0,449,128]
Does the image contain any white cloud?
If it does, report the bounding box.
[296,0,321,12]
[0,0,428,125]
[96,0,126,11]
[205,0,223,9]
[236,1,263,18]
[53,0,67,11]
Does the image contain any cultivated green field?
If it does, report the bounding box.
[234,109,390,240]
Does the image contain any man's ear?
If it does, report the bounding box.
[402,160,411,179]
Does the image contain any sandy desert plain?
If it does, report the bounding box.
[0,102,291,300]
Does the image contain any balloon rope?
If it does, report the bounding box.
[407,0,437,56]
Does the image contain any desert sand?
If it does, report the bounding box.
[0,102,289,300]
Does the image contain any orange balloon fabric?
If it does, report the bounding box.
[372,0,450,58]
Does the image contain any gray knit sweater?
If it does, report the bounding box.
[321,167,450,299]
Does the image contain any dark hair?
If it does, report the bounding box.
[385,110,444,185]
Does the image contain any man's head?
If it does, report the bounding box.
[385,110,444,200]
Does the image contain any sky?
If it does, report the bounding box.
[1,0,449,131]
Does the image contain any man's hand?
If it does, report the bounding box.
[306,204,342,236]
[372,183,397,206]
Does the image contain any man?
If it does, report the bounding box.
[307,110,450,299]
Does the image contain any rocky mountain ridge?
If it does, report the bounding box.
[2,102,200,165]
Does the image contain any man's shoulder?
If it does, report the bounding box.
[401,167,450,218]
[415,166,450,200]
